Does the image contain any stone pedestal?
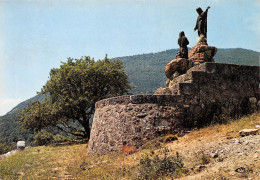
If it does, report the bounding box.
[189,43,217,65]
[164,44,217,87]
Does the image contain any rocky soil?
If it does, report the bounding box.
[166,128,260,179]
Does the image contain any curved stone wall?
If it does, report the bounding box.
[87,95,189,154]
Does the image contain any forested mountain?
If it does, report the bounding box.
[0,95,45,143]
[0,48,259,144]
[119,48,259,94]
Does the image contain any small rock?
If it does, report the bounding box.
[136,113,148,118]
[218,157,224,162]
[235,167,246,173]
[211,153,218,158]
[239,129,259,137]
[256,125,260,129]
[198,165,206,171]
[88,165,94,170]
[238,152,244,156]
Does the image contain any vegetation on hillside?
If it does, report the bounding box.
[0,95,44,144]
[0,139,16,155]
[19,56,132,139]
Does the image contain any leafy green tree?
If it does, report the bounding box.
[19,56,132,139]
[32,130,54,146]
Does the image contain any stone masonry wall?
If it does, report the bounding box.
[156,63,260,126]
[88,63,260,154]
[87,95,192,154]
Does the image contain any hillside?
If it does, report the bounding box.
[118,48,259,94]
[0,94,45,143]
[0,48,259,144]
[1,113,259,179]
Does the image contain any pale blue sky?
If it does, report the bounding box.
[0,0,259,115]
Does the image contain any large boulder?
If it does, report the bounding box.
[189,43,217,65]
[165,58,190,80]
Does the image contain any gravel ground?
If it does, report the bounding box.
[167,131,260,179]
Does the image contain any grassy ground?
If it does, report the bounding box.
[0,112,259,179]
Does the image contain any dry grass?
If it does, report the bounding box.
[0,143,142,179]
[0,112,259,179]
[179,112,259,143]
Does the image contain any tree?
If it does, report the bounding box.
[19,56,132,139]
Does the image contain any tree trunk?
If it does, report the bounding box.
[82,115,91,140]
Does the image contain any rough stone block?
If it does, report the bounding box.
[179,83,196,95]
[17,141,25,150]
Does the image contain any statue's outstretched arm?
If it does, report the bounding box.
[201,7,210,19]
[200,7,209,19]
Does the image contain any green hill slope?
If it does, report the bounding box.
[119,48,259,94]
[0,48,259,144]
[0,94,45,143]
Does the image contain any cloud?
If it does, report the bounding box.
[0,98,23,116]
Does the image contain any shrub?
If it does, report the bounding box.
[32,130,54,146]
[0,139,15,155]
[193,151,211,167]
[141,137,162,150]
[201,152,211,165]
[163,134,178,143]
[137,147,185,179]
[0,142,10,155]
[52,134,68,143]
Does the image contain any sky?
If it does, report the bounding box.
[0,0,259,116]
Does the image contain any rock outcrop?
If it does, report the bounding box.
[165,58,190,80]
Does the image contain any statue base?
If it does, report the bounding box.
[189,43,217,65]
[164,44,218,87]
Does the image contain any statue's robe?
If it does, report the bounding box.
[195,10,208,38]
[177,36,189,59]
